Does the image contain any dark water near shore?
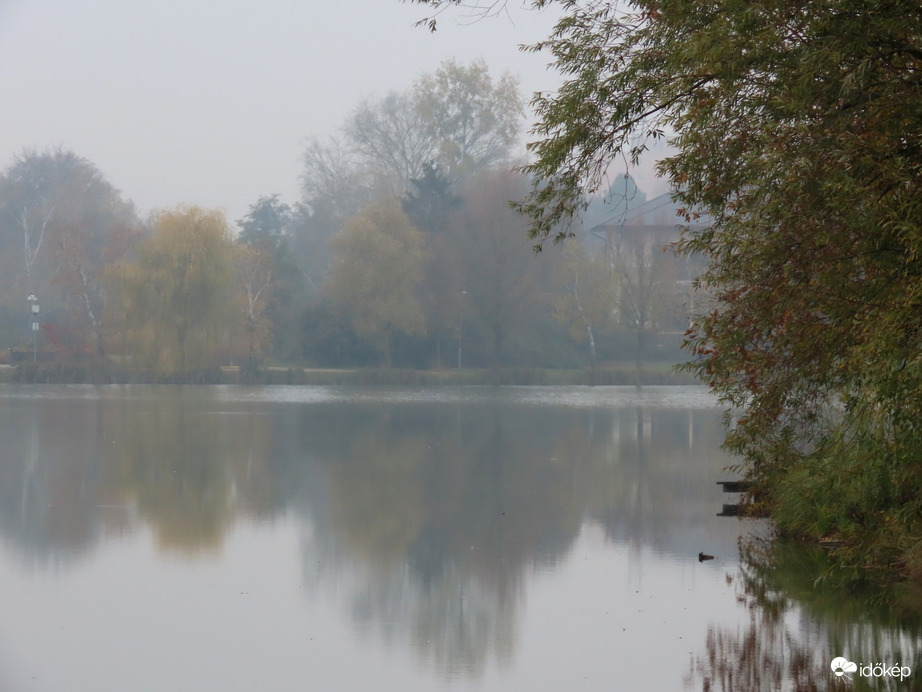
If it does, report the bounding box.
[0,385,919,691]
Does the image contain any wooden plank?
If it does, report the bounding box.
[716,480,752,493]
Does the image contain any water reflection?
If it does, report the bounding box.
[0,394,116,566]
[0,385,731,678]
[105,394,285,551]
[267,392,733,678]
[296,404,585,677]
[0,388,285,560]
[7,385,916,688]
[686,538,922,691]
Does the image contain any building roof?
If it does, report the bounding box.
[591,192,712,236]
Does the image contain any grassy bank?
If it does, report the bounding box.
[763,460,922,583]
[734,432,922,584]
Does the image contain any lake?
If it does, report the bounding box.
[0,385,919,691]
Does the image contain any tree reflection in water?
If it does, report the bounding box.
[685,537,922,691]
[295,400,729,680]
[0,386,746,684]
[298,405,562,679]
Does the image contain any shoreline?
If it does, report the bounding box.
[0,362,699,386]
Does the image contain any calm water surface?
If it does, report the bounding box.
[0,385,918,691]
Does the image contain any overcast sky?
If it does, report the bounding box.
[0,0,668,226]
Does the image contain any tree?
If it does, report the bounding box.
[297,60,523,318]
[299,135,376,226]
[0,147,138,355]
[300,60,522,217]
[234,243,274,370]
[402,164,462,367]
[407,0,922,568]
[448,170,549,368]
[552,239,615,364]
[414,59,523,185]
[0,147,77,295]
[345,91,440,196]
[327,197,428,366]
[115,206,235,375]
[607,222,679,374]
[236,194,305,362]
[295,137,377,296]
[236,193,291,249]
[55,213,137,358]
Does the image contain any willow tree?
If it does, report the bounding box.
[407,0,922,569]
[116,206,235,376]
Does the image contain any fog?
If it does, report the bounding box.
[0,1,685,376]
[0,0,570,223]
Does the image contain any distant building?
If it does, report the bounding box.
[589,192,713,334]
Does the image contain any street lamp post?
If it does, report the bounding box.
[457,290,467,371]
[28,295,39,362]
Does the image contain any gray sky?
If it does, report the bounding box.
[0,0,667,226]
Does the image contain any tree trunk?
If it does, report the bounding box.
[247,317,257,370]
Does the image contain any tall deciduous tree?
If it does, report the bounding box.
[0,147,138,355]
[608,223,678,374]
[296,137,376,295]
[299,135,375,226]
[327,197,428,366]
[402,164,462,367]
[236,194,304,362]
[116,206,235,375]
[234,243,274,370]
[552,240,615,364]
[345,91,440,196]
[414,58,523,185]
[300,59,522,219]
[407,0,922,568]
[448,170,548,368]
[297,60,522,324]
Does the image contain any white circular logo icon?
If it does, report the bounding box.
[831,657,858,677]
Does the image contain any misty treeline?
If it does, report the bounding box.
[0,60,686,376]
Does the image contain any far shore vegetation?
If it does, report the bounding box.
[0,360,697,387]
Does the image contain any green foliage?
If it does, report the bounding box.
[298,299,379,366]
[401,165,463,367]
[401,163,461,234]
[236,193,291,249]
[407,0,922,571]
[235,194,309,364]
[666,1,922,568]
